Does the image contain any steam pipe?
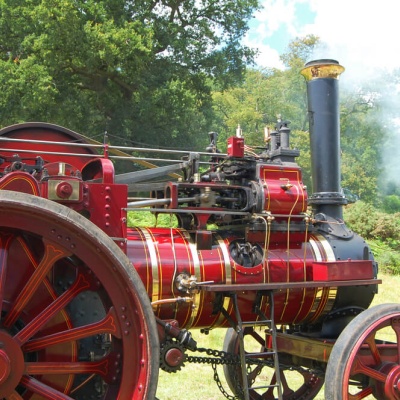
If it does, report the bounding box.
[301,59,346,219]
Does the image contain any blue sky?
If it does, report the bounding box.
[244,0,400,185]
[247,0,316,56]
[245,0,400,80]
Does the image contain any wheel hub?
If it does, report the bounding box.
[375,362,400,399]
[385,364,400,399]
[0,349,11,383]
[0,330,24,397]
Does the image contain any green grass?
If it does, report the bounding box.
[155,272,399,400]
[156,329,230,400]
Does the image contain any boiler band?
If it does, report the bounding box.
[127,227,338,329]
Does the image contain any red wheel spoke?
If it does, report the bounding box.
[25,358,110,378]
[325,305,400,399]
[391,317,400,364]
[260,372,278,399]
[348,385,374,399]
[0,192,159,399]
[19,375,74,400]
[261,387,275,399]
[0,233,14,316]
[14,273,91,346]
[223,327,323,399]
[4,239,71,328]
[23,307,121,352]
[351,355,387,382]
[364,333,382,365]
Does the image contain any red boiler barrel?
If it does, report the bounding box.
[127,227,339,329]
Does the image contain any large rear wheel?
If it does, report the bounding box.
[0,190,158,399]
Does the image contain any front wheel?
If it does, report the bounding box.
[325,303,400,399]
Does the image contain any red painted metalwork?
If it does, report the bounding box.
[0,59,395,399]
[0,122,99,174]
[127,227,373,329]
[0,191,158,399]
[257,164,307,215]
[0,120,380,399]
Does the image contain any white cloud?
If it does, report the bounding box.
[246,0,400,187]
[254,43,285,70]
[249,0,400,78]
[242,34,285,69]
[304,0,400,82]
[243,0,303,69]
[254,0,297,34]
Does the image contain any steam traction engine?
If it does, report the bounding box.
[0,59,398,400]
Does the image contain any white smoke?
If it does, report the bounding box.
[381,100,400,187]
[311,42,400,190]
[248,0,400,190]
[301,0,400,190]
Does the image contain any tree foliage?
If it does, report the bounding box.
[339,68,400,204]
[211,35,318,188]
[344,201,400,273]
[1,1,399,215]
[0,0,259,148]
[339,91,382,203]
[211,34,400,209]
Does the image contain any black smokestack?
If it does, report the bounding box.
[301,59,346,219]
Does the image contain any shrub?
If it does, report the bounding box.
[127,211,178,227]
[343,201,379,239]
[344,202,400,275]
[382,194,400,214]
[370,212,400,241]
[344,202,400,242]
[369,240,400,275]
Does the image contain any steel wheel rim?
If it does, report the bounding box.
[325,303,400,400]
[342,311,400,399]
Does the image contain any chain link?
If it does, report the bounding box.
[186,346,271,399]
[186,347,240,365]
[187,346,275,367]
[211,363,240,400]
[185,345,325,399]
[188,345,325,373]
[186,347,242,399]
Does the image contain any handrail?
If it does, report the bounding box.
[0,136,227,157]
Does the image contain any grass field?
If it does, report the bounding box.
[155,272,400,400]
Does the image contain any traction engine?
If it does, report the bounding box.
[0,59,398,399]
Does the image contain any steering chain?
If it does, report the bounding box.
[185,346,325,399]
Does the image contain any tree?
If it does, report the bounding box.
[340,93,382,203]
[0,0,259,149]
[211,35,318,189]
[209,34,400,206]
[339,68,400,204]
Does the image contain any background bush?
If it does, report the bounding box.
[344,201,400,274]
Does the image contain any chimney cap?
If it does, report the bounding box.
[301,59,345,81]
